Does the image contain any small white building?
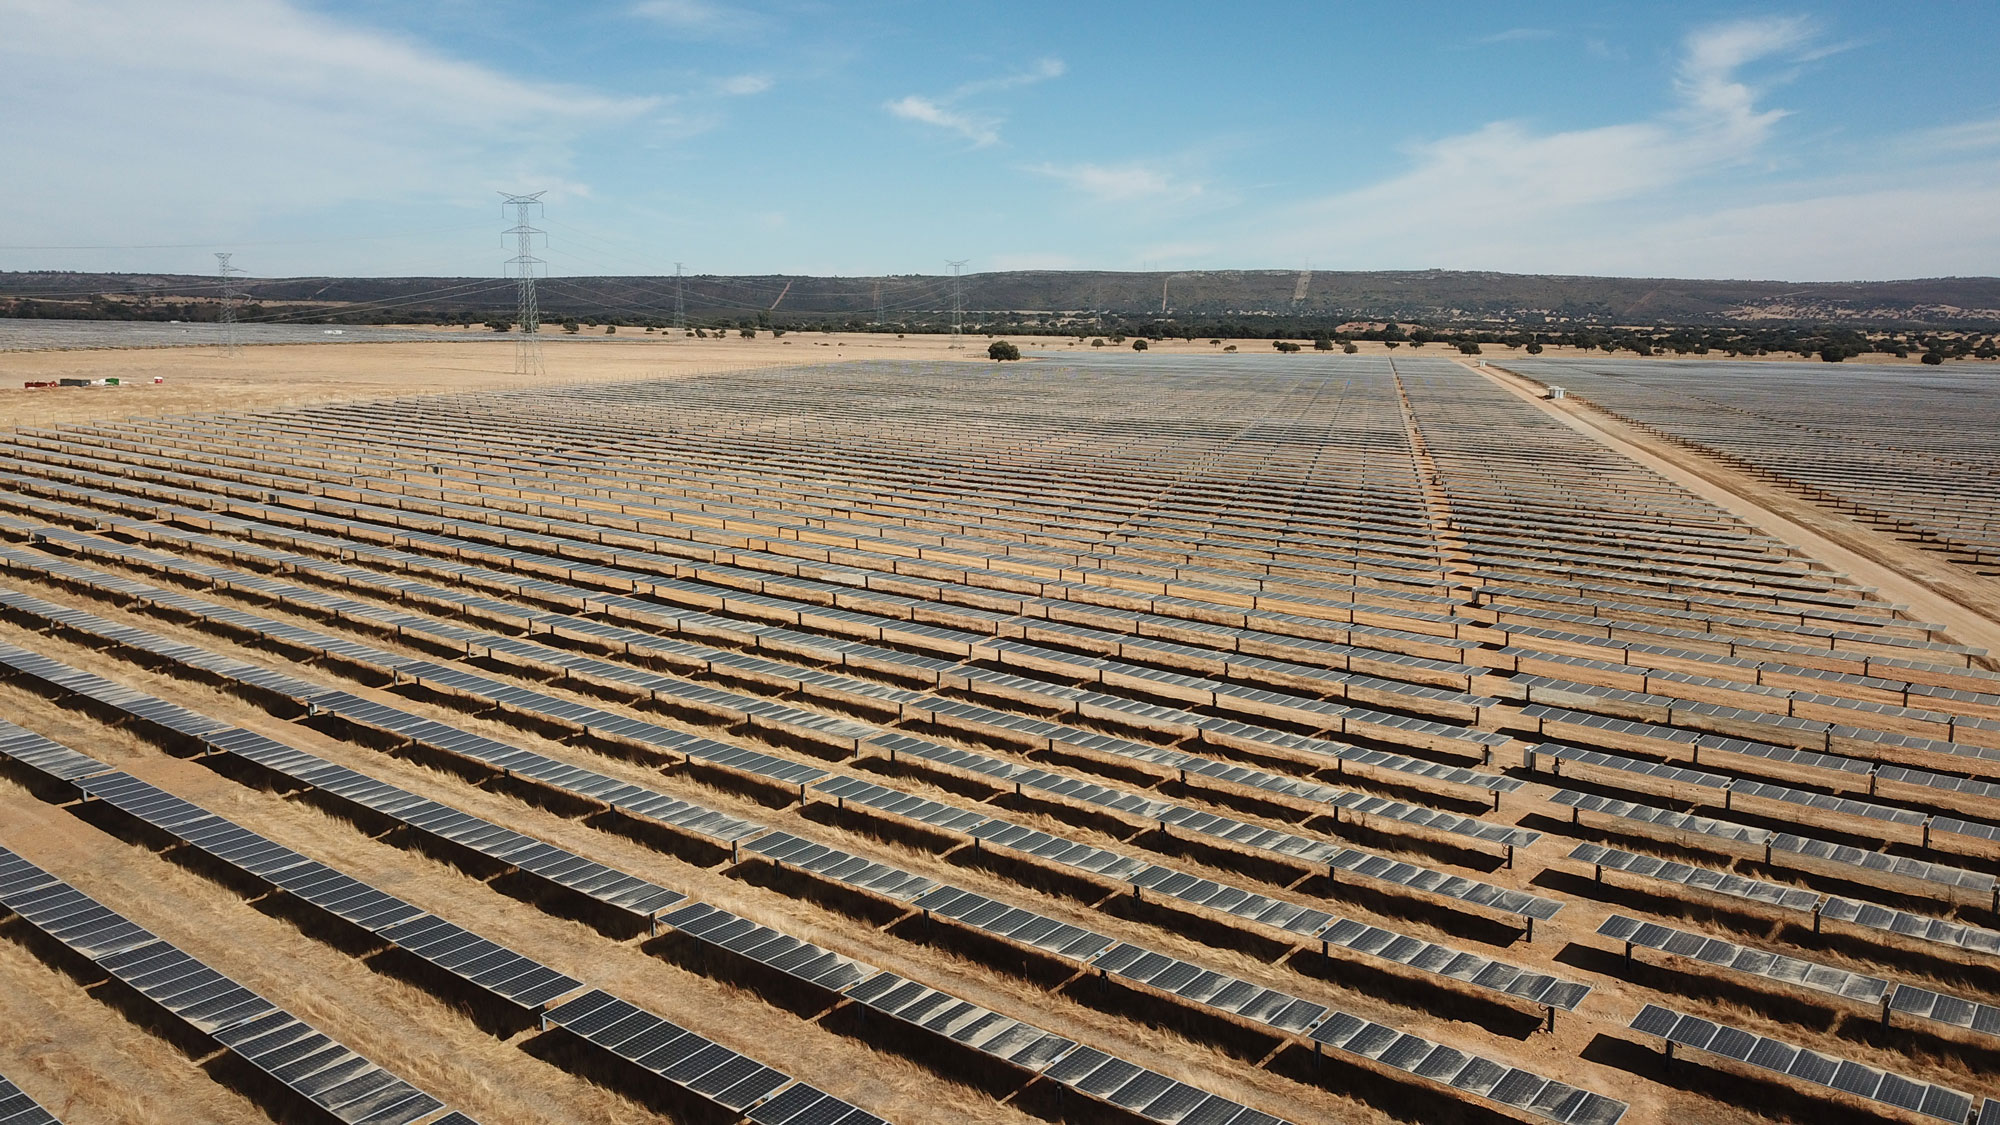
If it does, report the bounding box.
[1546,386,1566,400]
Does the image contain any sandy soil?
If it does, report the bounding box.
[0,331,1002,428]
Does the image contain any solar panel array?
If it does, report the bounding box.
[2,353,1996,1122]
[1629,1003,1972,1122]
[0,845,461,1125]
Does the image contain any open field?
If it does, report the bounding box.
[1,353,1998,1125]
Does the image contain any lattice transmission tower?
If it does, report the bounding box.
[501,191,547,377]
[673,262,687,338]
[946,259,968,349]
[214,252,243,356]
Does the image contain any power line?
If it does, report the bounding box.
[501,191,547,378]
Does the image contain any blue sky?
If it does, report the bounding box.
[3,0,1997,281]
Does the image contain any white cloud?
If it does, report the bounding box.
[631,0,766,38]
[1917,116,2000,153]
[1032,162,1203,204]
[1470,28,1556,46]
[886,95,1000,147]
[716,73,773,96]
[1244,14,1896,276]
[953,58,1066,99]
[1672,15,1812,143]
[886,58,1064,148]
[0,0,657,269]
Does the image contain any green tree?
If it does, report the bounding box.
[1341,341,1358,354]
[739,328,756,339]
[988,340,1020,361]
[1922,351,1945,365]
[1274,340,1301,353]
[486,319,512,333]
[1526,342,1544,355]
[1457,341,1482,355]
[562,319,580,334]
[1132,338,1148,351]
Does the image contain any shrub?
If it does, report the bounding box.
[988,340,1020,361]
[739,328,756,339]
[1274,340,1301,353]
[1132,339,1148,351]
[1342,341,1358,354]
[1922,351,1944,365]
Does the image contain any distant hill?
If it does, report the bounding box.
[4,268,1999,328]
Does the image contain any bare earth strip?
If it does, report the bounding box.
[1474,358,2000,663]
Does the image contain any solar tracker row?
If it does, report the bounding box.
[0,845,460,1125]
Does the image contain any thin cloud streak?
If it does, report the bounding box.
[885,57,1065,148]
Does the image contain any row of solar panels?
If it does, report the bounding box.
[1525,701,2000,809]
[0,441,1503,720]
[0,466,1528,828]
[1629,1004,1973,1122]
[1530,741,1975,840]
[1570,843,2000,957]
[651,889,1619,1125]
[0,720,884,1123]
[0,626,687,927]
[12,506,1531,854]
[656,903,1290,1125]
[5,422,1479,634]
[748,812,1608,1120]
[1550,787,1997,907]
[0,540,1561,937]
[1598,915,1999,1039]
[78,426,1504,708]
[111,388,1820,610]
[0,845,462,1125]
[0,621,1301,1125]
[0,588,1591,1121]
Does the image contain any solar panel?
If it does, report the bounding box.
[1597,915,1889,1005]
[1628,1004,1970,1122]
[1307,1007,1626,1125]
[1315,917,1590,1009]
